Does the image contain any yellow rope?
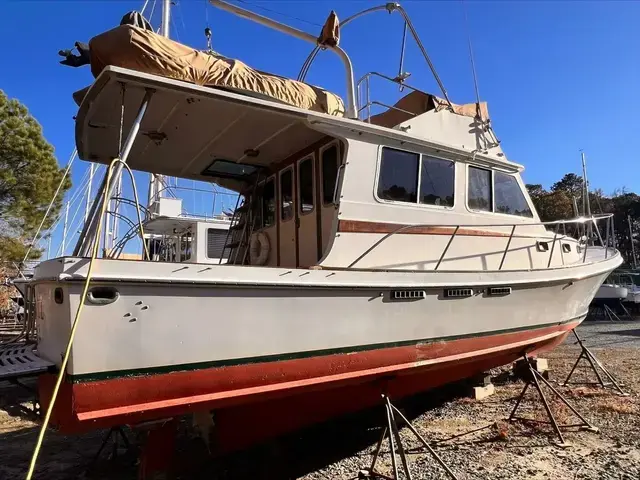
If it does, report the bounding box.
[26,159,120,480]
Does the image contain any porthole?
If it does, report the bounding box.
[536,241,549,252]
[562,244,571,253]
[54,288,64,305]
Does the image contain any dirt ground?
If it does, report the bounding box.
[1,321,639,479]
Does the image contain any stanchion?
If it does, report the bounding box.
[358,394,458,480]
[562,330,628,396]
[509,355,598,447]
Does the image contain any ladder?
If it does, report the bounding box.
[220,174,264,265]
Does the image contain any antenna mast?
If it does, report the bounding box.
[148,0,171,212]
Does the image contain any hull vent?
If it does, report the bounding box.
[444,288,473,298]
[488,286,512,296]
[392,290,426,300]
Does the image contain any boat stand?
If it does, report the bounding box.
[86,426,132,475]
[508,355,598,447]
[358,394,458,480]
[603,304,623,321]
[562,330,628,396]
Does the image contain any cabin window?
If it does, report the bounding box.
[322,145,339,205]
[262,178,276,227]
[280,168,294,221]
[298,157,314,214]
[420,156,455,207]
[377,148,419,203]
[468,166,492,212]
[494,172,533,217]
[207,228,229,259]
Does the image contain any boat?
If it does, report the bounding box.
[594,281,628,304]
[605,271,640,304]
[14,0,622,454]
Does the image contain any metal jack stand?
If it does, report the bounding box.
[509,355,598,448]
[603,304,622,321]
[562,330,628,396]
[359,394,458,480]
[86,426,132,474]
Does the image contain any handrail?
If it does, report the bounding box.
[297,3,453,108]
[357,71,430,122]
[347,214,615,269]
[210,0,357,118]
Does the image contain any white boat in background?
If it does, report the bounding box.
[605,272,640,304]
[12,0,622,453]
[595,283,628,301]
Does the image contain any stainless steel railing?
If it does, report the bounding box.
[347,214,616,270]
[357,72,426,123]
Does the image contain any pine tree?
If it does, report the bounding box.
[0,90,72,262]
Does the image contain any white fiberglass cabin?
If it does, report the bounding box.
[24,1,621,447]
[143,197,232,264]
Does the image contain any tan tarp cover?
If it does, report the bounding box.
[369,90,489,128]
[87,25,345,116]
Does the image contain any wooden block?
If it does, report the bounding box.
[472,383,495,400]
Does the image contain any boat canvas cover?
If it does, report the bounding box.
[370,90,489,128]
[87,25,345,117]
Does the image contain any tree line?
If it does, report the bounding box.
[526,174,639,268]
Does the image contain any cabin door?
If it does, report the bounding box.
[278,166,297,267]
[296,154,318,267]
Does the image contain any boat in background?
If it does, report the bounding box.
[605,271,640,304]
[11,0,622,454]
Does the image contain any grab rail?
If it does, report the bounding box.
[347,214,616,270]
[357,72,427,123]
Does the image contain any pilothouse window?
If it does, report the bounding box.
[377,148,418,203]
[468,166,533,217]
[377,148,454,207]
[495,172,533,217]
[468,167,492,212]
[420,156,455,207]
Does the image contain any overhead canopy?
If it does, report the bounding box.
[85,24,345,116]
[369,90,489,128]
[76,67,327,192]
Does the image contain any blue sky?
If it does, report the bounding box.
[1,0,639,255]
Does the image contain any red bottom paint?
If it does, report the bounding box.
[39,322,576,452]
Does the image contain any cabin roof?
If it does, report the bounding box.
[75,66,523,191]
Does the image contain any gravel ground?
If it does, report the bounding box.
[1,320,639,479]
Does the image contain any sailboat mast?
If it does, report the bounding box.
[628,215,638,269]
[581,151,591,217]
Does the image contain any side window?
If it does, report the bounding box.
[468,166,492,212]
[207,228,229,259]
[322,145,339,205]
[420,156,455,207]
[298,157,314,214]
[262,178,276,227]
[377,147,418,203]
[280,168,294,221]
[494,172,533,217]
